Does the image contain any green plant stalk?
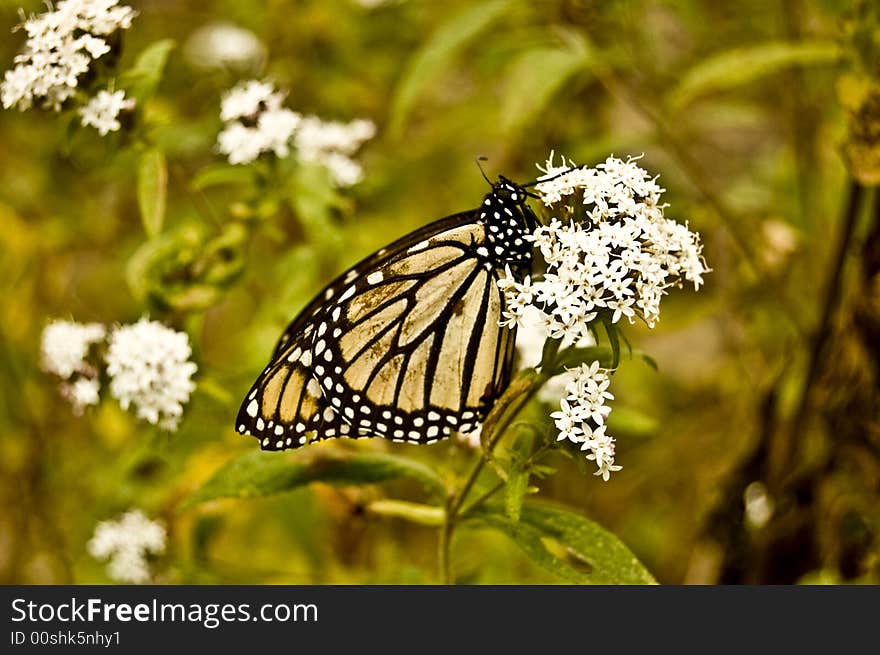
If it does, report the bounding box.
[438,342,560,583]
[367,500,445,527]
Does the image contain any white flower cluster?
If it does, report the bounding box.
[105,318,198,431]
[40,320,105,414]
[1,0,136,111]
[87,509,166,584]
[40,317,197,429]
[499,154,707,343]
[79,88,134,135]
[217,79,375,186]
[217,80,300,164]
[549,362,621,481]
[294,116,376,186]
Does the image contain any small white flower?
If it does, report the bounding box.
[62,376,101,414]
[79,89,135,135]
[88,509,166,584]
[456,423,482,450]
[257,107,301,157]
[184,22,266,71]
[321,152,364,187]
[104,319,197,431]
[743,481,774,529]
[216,122,263,165]
[40,320,106,379]
[219,79,282,122]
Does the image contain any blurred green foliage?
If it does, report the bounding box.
[1,0,878,584]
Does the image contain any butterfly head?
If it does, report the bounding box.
[478,176,536,271]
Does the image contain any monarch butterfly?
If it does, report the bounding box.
[236,175,538,450]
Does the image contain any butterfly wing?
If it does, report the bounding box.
[236,210,516,450]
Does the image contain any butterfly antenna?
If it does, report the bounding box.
[475,156,492,186]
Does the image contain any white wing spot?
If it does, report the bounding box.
[306,378,321,397]
[247,400,259,417]
[367,271,384,285]
[339,286,356,302]
[256,418,265,431]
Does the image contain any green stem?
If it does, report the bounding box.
[366,500,445,526]
[438,354,555,582]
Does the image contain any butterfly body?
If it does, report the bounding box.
[236,177,536,450]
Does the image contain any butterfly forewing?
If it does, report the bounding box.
[237,180,533,450]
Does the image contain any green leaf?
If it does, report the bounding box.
[500,38,590,137]
[668,40,842,113]
[120,39,176,102]
[548,346,613,376]
[137,148,167,239]
[184,449,445,507]
[601,315,620,369]
[191,164,258,190]
[389,0,512,136]
[288,163,346,247]
[472,501,656,584]
[504,429,534,523]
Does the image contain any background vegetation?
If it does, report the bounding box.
[1,0,878,584]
